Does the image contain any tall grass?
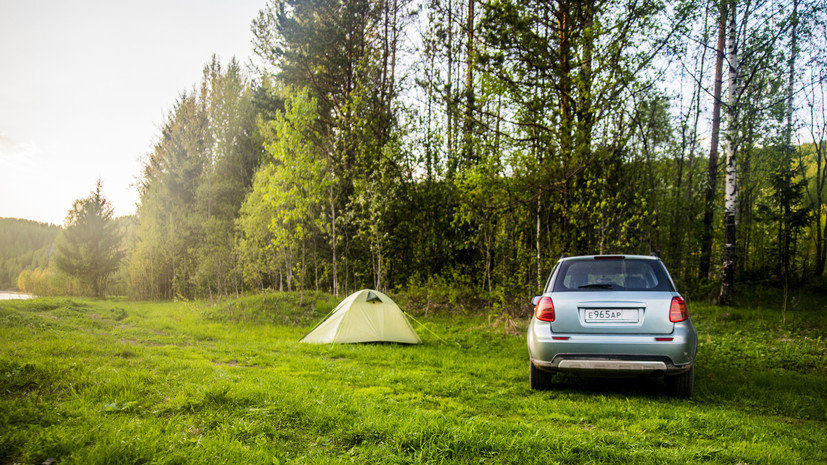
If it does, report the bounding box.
[0,288,824,464]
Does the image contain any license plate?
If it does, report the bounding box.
[584,309,639,323]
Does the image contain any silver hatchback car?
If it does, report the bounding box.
[527,255,698,397]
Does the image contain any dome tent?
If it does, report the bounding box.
[300,289,421,344]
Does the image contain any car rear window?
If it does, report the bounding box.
[551,258,673,292]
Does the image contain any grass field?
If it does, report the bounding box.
[1,288,825,464]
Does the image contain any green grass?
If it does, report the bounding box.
[0,288,825,464]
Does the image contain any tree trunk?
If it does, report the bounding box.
[677,4,711,283]
[485,222,492,293]
[798,74,825,276]
[373,217,383,291]
[300,238,305,305]
[717,2,740,305]
[781,0,798,294]
[536,191,542,289]
[446,0,454,170]
[817,138,826,275]
[331,194,338,296]
[575,0,595,161]
[700,0,726,281]
[641,103,661,255]
[464,0,475,165]
[285,249,292,292]
[556,1,574,251]
[557,1,573,162]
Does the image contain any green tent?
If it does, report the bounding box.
[300,289,421,344]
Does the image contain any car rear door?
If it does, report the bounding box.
[550,291,676,335]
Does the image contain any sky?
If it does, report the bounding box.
[0,0,265,225]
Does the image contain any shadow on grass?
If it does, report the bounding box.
[537,367,825,419]
[540,374,671,398]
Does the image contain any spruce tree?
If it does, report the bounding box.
[54,180,124,297]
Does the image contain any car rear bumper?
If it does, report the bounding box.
[530,354,692,375]
[527,318,697,375]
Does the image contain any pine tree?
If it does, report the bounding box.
[54,180,124,297]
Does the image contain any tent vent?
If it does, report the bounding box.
[366,291,382,303]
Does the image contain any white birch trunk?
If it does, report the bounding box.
[718,1,740,305]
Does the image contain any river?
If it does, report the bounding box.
[0,292,35,300]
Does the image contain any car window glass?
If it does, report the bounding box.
[543,262,559,293]
[553,259,671,291]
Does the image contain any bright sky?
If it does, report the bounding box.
[0,0,265,225]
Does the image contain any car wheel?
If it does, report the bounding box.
[666,365,694,398]
[529,361,554,391]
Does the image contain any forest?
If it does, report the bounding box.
[0,218,59,291]
[10,0,827,306]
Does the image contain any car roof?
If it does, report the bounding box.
[558,255,661,262]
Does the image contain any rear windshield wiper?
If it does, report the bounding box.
[578,283,614,289]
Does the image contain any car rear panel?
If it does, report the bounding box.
[550,291,677,335]
[528,318,698,371]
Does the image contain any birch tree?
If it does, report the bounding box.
[717,0,740,305]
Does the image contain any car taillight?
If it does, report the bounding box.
[535,296,555,322]
[670,296,688,323]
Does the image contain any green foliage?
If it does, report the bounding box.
[252,0,391,134]
[116,0,825,303]
[237,89,329,296]
[1,290,825,463]
[53,181,124,297]
[0,218,59,290]
[16,266,80,297]
[129,57,262,300]
[236,163,281,291]
[248,0,407,297]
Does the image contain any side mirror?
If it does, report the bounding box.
[531,295,542,306]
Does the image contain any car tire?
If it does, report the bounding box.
[529,361,554,391]
[666,365,694,398]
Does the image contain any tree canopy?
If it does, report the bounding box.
[24,0,825,304]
